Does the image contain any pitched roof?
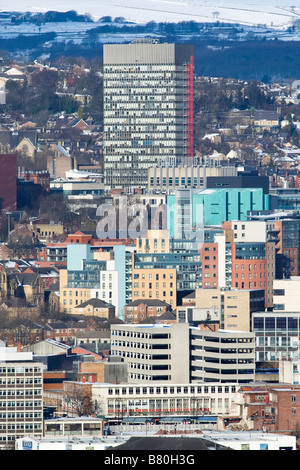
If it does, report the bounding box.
[75,298,115,309]
[126,299,170,307]
[156,311,176,320]
[14,272,38,286]
[182,291,195,299]
[76,330,110,339]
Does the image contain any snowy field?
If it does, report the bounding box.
[1,0,300,28]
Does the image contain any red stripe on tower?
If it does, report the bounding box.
[186,55,194,164]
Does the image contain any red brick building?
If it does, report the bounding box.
[124,299,171,323]
[199,243,219,288]
[238,384,300,433]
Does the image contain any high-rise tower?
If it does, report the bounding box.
[103,40,194,190]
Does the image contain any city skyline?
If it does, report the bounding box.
[0,1,300,450]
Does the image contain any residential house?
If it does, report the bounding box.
[124,299,171,323]
[46,321,89,344]
[74,298,116,320]
[253,110,279,130]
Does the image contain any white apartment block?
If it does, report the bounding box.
[92,382,238,418]
[90,268,119,310]
[0,347,43,448]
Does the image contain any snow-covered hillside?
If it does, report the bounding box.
[1,0,300,28]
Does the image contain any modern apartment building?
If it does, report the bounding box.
[132,249,202,307]
[248,211,300,279]
[0,346,43,448]
[103,40,194,190]
[59,244,132,320]
[198,229,275,308]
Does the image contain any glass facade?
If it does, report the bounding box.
[103,42,194,189]
[253,312,300,361]
[133,251,202,291]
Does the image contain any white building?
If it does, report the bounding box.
[273,277,300,312]
[201,430,296,451]
[110,323,256,384]
[148,163,237,192]
[110,323,190,383]
[0,347,43,448]
[230,220,267,243]
[15,435,129,451]
[190,328,256,383]
[44,417,103,438]
[91,382,239,418]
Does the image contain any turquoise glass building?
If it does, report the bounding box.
[167,188,272,237]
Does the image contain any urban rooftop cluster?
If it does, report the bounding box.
[1,39,300,450]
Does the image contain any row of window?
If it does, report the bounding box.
[0,378,41,385]
[0,390,42,396]
[0,401,42,407]
[0,367,42,374]
[133,282,173,288]
[150,177,205,186]
[108,385,236,396]
[133,273,173,279]
[0,412,42,419]
[133,291,173,299]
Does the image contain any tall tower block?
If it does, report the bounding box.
[103,40,194,190]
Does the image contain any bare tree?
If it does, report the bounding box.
[63,382,93,417]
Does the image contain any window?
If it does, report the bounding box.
[273,289,285,296]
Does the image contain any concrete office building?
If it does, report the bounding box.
[103,40,194,190]
[148,163,237,192]
[190,328,255,383]
[177,287,265,332]
[92,382,239,418]
[110,323,190,383]
[110,323,255,384]
[252,310,300,362]
[0,346,43,448]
